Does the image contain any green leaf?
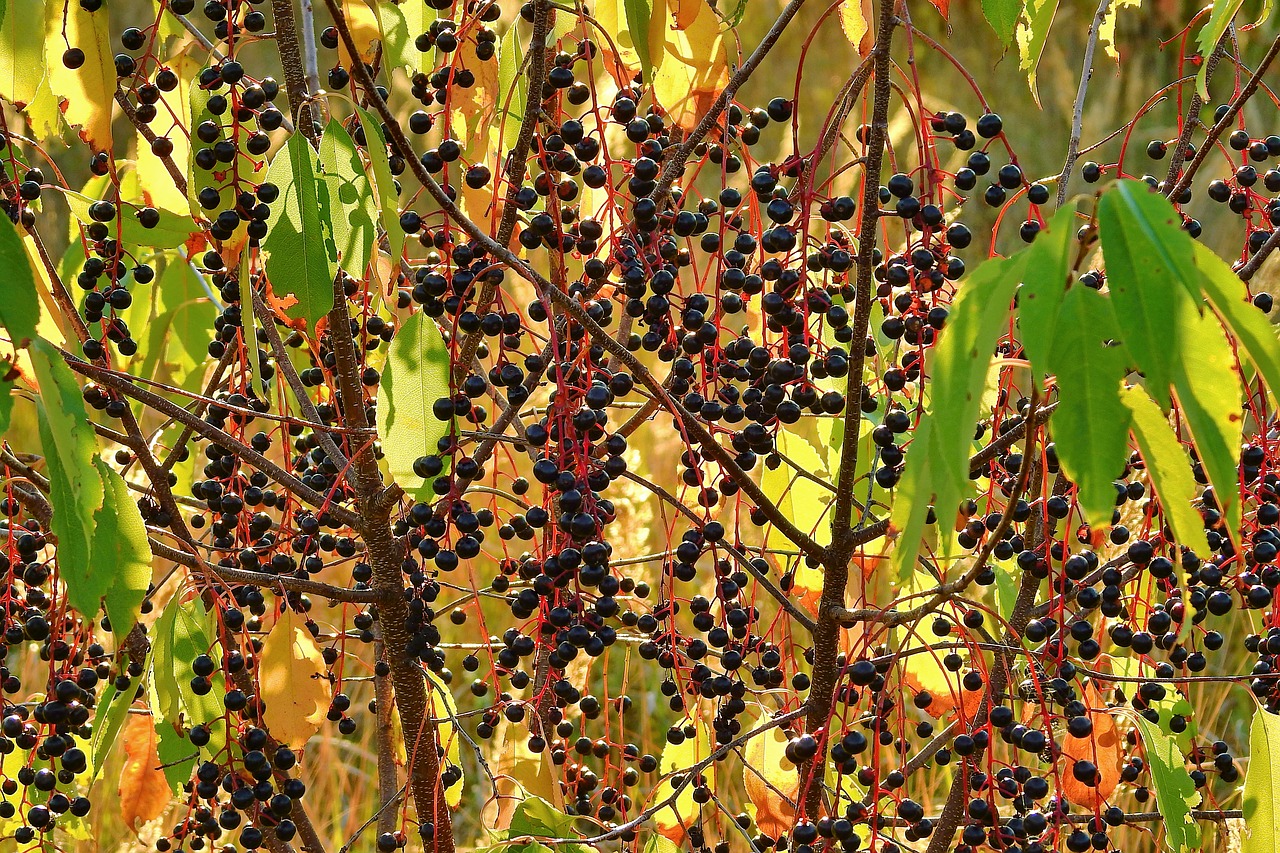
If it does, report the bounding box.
[1170,288,1242,538]
[982,0,1022,45]
[1242,706,1280,853]
[0,0,42,109]
[318,119,378,280]
[92,458,153,644]
[90,650,148,783]
[1194,241,1280,403]
[1121,385,1209,559]
[0,371,13,436]
[1017,205,1078,374]
[1195,0,1244,99]
[1015,0,1059,105]
[624,0,654,82]
[509,796,579,838]
[0,214,38,345]
[761,426,834,548]
[890,252,1027,580]
[150,596,228,762]
[1133,713,1201,853]
[1048,286,1131,528]
[262,131,339,330]
[497,23,528,156]
[30,337,102,601]
[356,105,405,263]
[375,311,452,500]
[1098,179,1202,407]
[63,190,195,249]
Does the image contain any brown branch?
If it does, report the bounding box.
[800,0,897,822]
[1166,33,1280,201]
[271,0,318,142]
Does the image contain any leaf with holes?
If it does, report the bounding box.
[1016,0,1059,104]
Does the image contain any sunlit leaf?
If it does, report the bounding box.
[1120,385,1210,562]
[1015,0,1058,105]
[1195,0,1244,99]
[1098,0,1141,60]
[742,719,798,837]
[259,606,333,750]
[652,718,714,844]
[375,310,452,501]
[839,0,872,54]
[426,670,464,809]
[93,457,153,644]
[118,713,172,830]
[150,595,227,764]
[1194,241,1280,406]
[890,251,1027,580]
[45,0,114,152]
[262,131,339,330]
[318,119,378,280]
[1170,287,1242,539]
[651,0,727,132]
[1242,706,1280,853]
[0,214,39,345]
[90,652,147,783]
[1133,713,1201,853]
[356,105,404,263]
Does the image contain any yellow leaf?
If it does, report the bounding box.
[0,0,44,107]
[742,722,798,837]
[45,0,114,152]
[425,671,465,809]
[839,0,873,54]
[119,714,172,831]
[483,720,563,831]
[258,607,333,750]
[651,717,714,845]
[650,0,727,132]
[136,47,201,214]
[1098,0,1141,60]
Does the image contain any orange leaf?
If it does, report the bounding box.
[258,607,334,750]
[672,0,703,29]
[118,715,172,831]
[839,0,874,55]
[652,718,715,845]
[925,0,949,17]
[1060,682,1123,808]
